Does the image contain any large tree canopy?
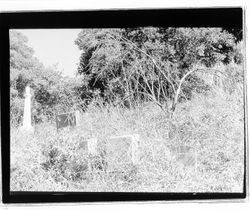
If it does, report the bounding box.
[10,28,243,126]
[75,27,240,112]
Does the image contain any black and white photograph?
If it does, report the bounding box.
[0,8,246,203]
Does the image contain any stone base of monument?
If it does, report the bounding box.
[20,125,34,133]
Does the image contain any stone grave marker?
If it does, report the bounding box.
[56,111,76,130]
[78,137,98,156]
[75,110,81,125]
[168,144,197,170]
[78,140,88,153]
[87,137,98,155]
[78,137,100,172]
[105,134,140,172]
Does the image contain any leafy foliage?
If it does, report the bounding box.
[10,28,244,192]
[75,28,238,112]
[10,85,244,191]
[10,28,243,124]
[10,31,83,125]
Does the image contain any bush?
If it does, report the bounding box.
[10,77,244,192]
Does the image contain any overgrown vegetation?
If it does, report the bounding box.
[10,28,244,192]
[75,28,242,113]
[10,31,85,126]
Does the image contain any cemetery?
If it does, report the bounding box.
[10,28,244,192]
[20,85,198,176]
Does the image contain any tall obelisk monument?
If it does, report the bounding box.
[21,85,34,132]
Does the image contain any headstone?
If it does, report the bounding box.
[75,110,81,125]
[56,112,76,130]
[78,137,98,156]
[105,134,140,172]
[21,86,34,133]
[88,137,98,155]
[78,137,105,172]
[78,140,88,153]
[168,145,197,169]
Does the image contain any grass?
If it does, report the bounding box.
[10,88,245,192]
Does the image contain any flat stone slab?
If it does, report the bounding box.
[174,153,196,167]
[167,145,197,168]
[105,134,140,171]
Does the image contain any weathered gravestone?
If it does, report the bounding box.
[105,134,140,172]
[78,137,107,172]
[78,137,98,156]
[168,145,197,170]
[75,110,81,125]
[56,112,76,130]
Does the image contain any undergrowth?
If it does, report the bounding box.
[10,88,244,192]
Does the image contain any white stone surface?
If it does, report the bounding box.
[88,137,98,155]
[168,144,197,171]
[21,86,34,132]
[75,110,81,125]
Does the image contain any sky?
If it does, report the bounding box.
[16,29,82,77]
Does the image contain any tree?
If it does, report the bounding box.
[10,31,83,125]
[223,28,243,42]
[75,27,237,114]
